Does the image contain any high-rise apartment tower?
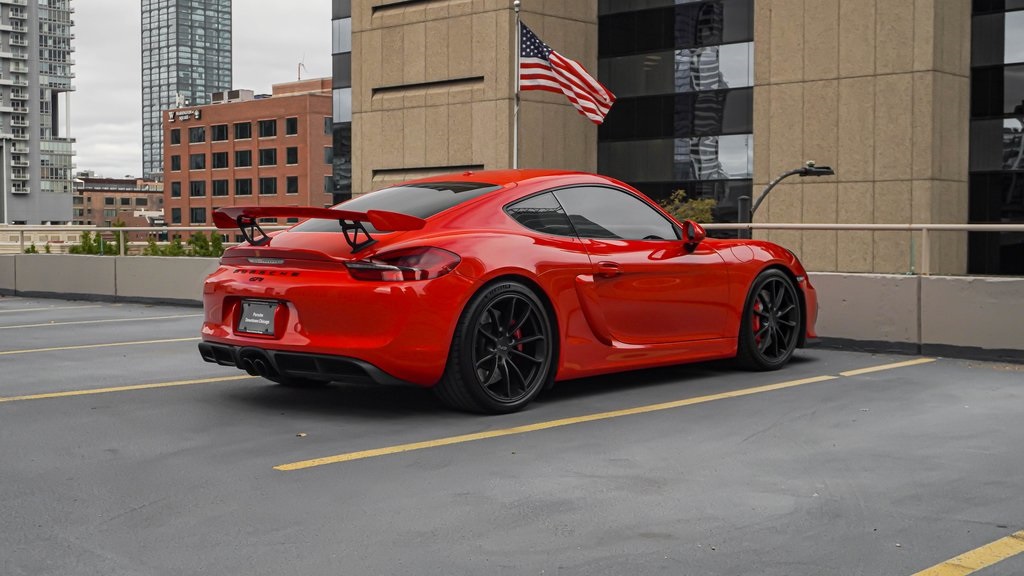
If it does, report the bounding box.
[141,0,231,180]
[0,0,75,225]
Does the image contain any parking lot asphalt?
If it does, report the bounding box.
[1,295,1022,576]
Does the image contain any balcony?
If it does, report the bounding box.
[8,10,26,20]
[10,63,28,73]
[0,105,14,113]
[9,37,26,47]
[11,158,28,167]
[11,118,27,126]
[0,0,28,5]
[10,91,26,100]
[11,186,27,194]
[11,172,27,181]
[11,132,27,140]
[11,144,28,154]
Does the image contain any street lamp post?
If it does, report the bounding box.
[737,161,835,239]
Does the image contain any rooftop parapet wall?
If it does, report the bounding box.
[0,256,1020,361]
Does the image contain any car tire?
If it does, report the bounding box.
[736,269,802,371]
[435,281,555,414]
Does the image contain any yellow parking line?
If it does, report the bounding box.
[840,357,936,377]
[0,337,200,355]
[0,313,202,330]
[0,304,104,314]
[274,375,838,471]
[276,357,937,471]
[0,375,255,403]
[911,530,1024,576]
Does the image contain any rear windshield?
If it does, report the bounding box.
[294,181,501,233]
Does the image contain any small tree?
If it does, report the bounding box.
[44,242,51,254]
[210,233,225,257]
[143,237,163,256]
[165,236,186,257]
[660,189,717,224]
[188,231,211,257]
[24,242,38,254]
[70,230,96,255]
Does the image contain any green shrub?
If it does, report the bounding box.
[659,189,716,224]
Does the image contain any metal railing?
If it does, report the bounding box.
[703,223,1024,275]
[3,223,1023,276]
[0,225,286,257]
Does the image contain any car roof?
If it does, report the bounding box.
[397,169,594,188]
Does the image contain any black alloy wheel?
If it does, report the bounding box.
[436,281,555,413]
[736,269,802,370]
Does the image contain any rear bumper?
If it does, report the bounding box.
[198,342,411,387]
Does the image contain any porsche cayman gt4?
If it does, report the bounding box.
[198,170,818,413]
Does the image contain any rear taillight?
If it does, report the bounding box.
[344,247,461,281]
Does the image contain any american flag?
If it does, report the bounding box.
[519,21,615,125]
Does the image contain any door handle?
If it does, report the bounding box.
[596,261,622,278]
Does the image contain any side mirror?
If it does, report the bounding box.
[682,220,706,246]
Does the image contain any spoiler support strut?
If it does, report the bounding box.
[236,216,271,247]
[340,220,376,252]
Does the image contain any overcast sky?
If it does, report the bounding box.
[72,1,332,178]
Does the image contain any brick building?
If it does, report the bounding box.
[72,176,165,241]
[163,78,335,239]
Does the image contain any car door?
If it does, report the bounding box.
[552,185,731,345]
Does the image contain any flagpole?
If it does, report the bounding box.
[512,0,521,169]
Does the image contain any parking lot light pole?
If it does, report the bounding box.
[737,161,835,239]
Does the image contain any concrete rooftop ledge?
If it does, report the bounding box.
[1,255,1021,363]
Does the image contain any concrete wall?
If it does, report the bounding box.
[811,272,1024,361]
[0,256,1020,360]
[0,255,218,305]
[115,257,221,303]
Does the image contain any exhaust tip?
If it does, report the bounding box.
[253,358,270,378]
[240,358,259,376]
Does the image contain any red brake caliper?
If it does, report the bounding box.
[753,299,763,345]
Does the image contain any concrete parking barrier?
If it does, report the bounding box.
[1,255,1021,361]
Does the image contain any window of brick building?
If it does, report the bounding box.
[235,150,252,168]
[234,122,252,139]
[258,119,277,138]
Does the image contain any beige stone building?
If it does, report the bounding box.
[342,0,1021,276]
[350,0,598,192]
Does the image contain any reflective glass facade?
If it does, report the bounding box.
[331,0,352,203]
[141,0,232,179]
[598,0,753,224]
[970,0,1024,275]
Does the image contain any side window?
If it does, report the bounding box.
[505,192,575,237]
[553,186,679,240]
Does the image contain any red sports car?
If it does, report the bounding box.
[199,170,817,413]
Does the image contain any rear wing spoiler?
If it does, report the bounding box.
[213,206,426,252]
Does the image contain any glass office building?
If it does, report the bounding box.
[597,0,753,224]
[331,0,352,203]
[970,0,1024,275]
[141,0,232,180]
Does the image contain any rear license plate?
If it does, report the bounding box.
[238,300,278,336]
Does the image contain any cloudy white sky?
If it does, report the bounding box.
[73,1,332,178]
